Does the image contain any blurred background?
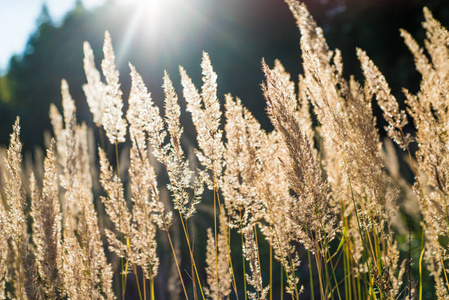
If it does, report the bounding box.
[1,0,448,150]
[1,0,449,298]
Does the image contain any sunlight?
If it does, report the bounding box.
[118,0,176,19]
[115,0,183,66]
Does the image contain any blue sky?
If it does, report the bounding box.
[0,0,105,73]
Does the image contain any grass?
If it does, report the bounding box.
[1,1,449,299]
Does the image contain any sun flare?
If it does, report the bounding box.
[114,0,185,65]
[118,0,176,15]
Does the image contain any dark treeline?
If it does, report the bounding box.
[0,0,448,150]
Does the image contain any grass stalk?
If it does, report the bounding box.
[17,243,23,300]
[144,274,147,300]
[314,248,325,300]
[150,278,155,300]
[131,263,143,300]
[264,200,299,298]
[418,245,425,300]
[343,245,350,300]
[270,245,273,300]
[325,243,343,300]
[342,157,375,295]
[281,265,284,300]
[176,209,205,300]
[192,251,198,300]
[163,220,189,299]
[115,142,127,300]
[253,224,263,299]
[240,217,248,300]
[160,159,205,300]
[320,248,335,300]
[223,209,240,299]
[214,189,240,299]
[214,184,219,300]
[308,250,315,300]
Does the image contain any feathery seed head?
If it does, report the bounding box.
[83,41,105,126]
[180,53,224,185]
[101,31,127,144]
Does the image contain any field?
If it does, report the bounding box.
[1,1,449,299]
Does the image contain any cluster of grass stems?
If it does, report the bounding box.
[1,1,449,299]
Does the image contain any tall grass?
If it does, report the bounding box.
[1,1,449,299]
